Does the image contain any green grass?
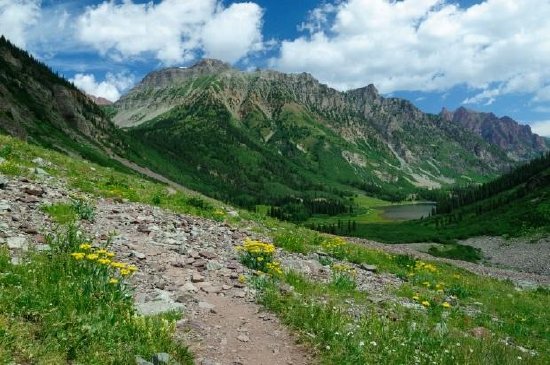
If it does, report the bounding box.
[0,226,192,364]
[251,229,550,364]
[41,203,77,224]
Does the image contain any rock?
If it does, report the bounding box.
[23,187,45,197]
[201,285,222,294]
[234,290,246,298]
[361,263,378,272]
[191,273,205,283]
[0,201,10,211]
[32,157,50,167]
[206,261,223,271]
[7,237,28,250]
[182,282,198,292]
[152,353,178,365]
[192,259,207,268]
[132,250,146,260]
[237,334,250,342]
[0,176,8,189]
[137,224,151,234]
[136,356,154,365]
[200,359,219,365]
[199,251,217,259]
[198,301,216,311]
[33,167,49,176]
[136,301,185,316]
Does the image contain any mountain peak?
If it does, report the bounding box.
[191,58,233,72]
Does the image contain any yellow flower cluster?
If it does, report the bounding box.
[70,243,138,281]
[266,261,284,276]
[321,237,346,252]
[236,238,276,255]
[331,263,357,277]
[414,261,438,273]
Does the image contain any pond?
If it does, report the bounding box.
[380,202,436,221]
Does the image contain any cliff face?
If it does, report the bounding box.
[441,107,548,161]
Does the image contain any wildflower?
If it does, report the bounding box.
[79,243,92,250]
[370,341,377,346]
[96,249,108,255]
[257,256,264,262]
[110,262,127,269]
[421,300,431,307]
[442,302,451,309]
[127,264,138,272]
[98,258,111,265]
[238,274,246,283]
[120,268,131,276]
[109,278,119,284]
[70,252,85,260]
[422,281,431,287]
[106,252,115,258]
[412,295,420,301]
[86,254,99,261]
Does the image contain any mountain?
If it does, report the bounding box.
[113,59,512,208]
[440,107,548,161]
[0,36,123,166]
[86,94,113,106]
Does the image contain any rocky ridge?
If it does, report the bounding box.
[441,107,548,161]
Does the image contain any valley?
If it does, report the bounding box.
[0,35,549,365]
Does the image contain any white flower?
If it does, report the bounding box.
[370,341,377,346]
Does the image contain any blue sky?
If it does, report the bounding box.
[1,0,549,136]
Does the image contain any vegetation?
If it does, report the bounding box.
[258,230,549,364]
[0,226,192,364]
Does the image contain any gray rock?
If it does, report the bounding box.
[0,201,10,211]
[33,167,49,176]
[132,250,147,260]
[152,353,178,365]
[181,282,198,292]
[191,273,205,283]
[206,261,223,271]
[361,263,378,272]
[237,334,250,342]
[135,301,185,316]
[136,356,154,365]
[201,285,222,294]
[7,236,28,250]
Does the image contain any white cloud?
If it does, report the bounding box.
[0,0,41,48]
[272,0,550,104]
[70,72,135,102]
[76,0,263,65]
[201,3,263,63]
[529,121,550,137]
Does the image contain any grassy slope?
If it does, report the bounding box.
[1,134,549,364]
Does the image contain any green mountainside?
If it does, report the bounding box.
[114,60,515,209]
[0,36,125,168]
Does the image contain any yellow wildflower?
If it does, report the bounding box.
[127,265,138,272]
[79,243,92,250]
[96,249,108,255]
[86,254,99,261]
[238,274,246,284]
[98,258,111,265]
[109,278,119,284]
[421,301,431,307]
[110,262,127,269]
[70,252,85,260]
[120,268,131,276]
[106,252,115,258]
[422,281,431,287]
[442,302,451,309]
[412,295,420,301]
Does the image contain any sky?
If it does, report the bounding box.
[1,0,549,136]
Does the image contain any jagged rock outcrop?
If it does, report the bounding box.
[440,107,548,161]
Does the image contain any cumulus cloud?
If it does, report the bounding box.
[272,0,550,105]
[77,0,263,65]
[0,0,41,48]
[529,121,550,137]
[70,72,135,102]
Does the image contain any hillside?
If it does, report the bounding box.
[441,107,548,161]
[0,36,124,168]
[113,59,514,210]
[1,133,549,364]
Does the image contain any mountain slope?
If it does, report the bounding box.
[345,152,550,243]
[0,36,123,166]
[440,107,548,161]
[114,60,513,208]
